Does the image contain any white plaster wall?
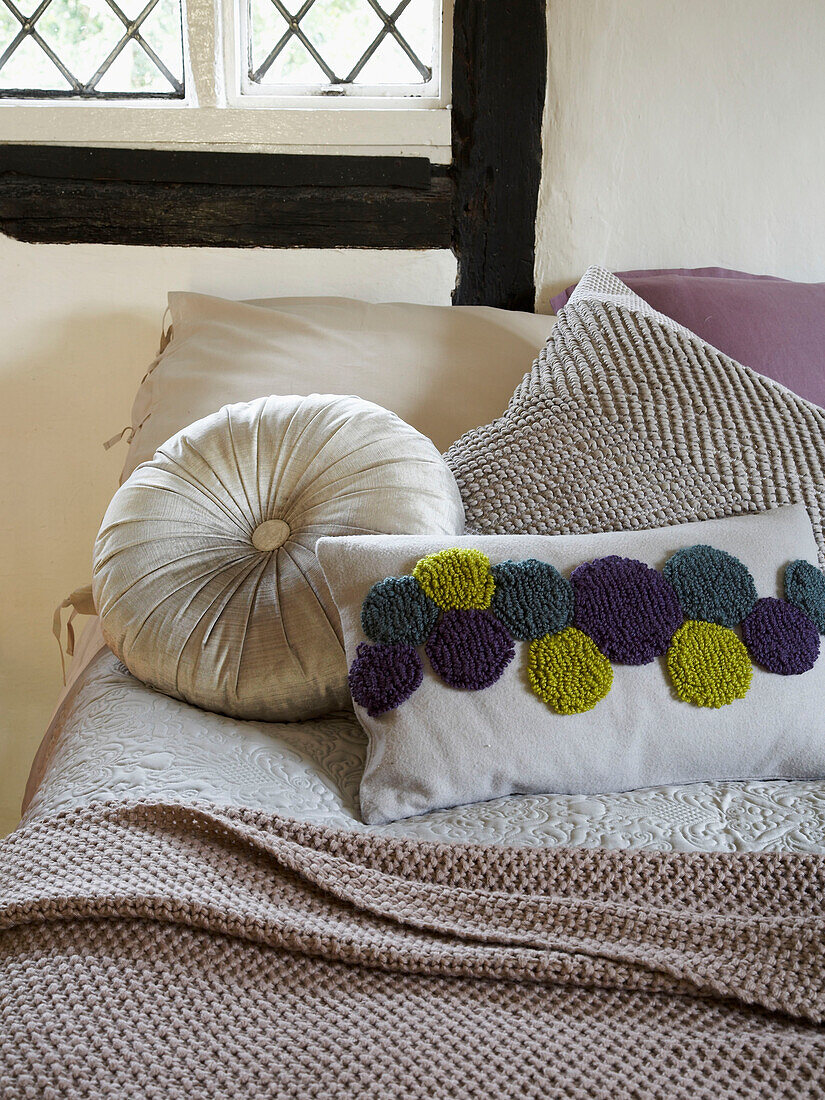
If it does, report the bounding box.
[536,0,825,310]
[0,239,455,835]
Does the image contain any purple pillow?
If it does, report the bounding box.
[550,268,825,409]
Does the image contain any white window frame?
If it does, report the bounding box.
[0,0,452,160]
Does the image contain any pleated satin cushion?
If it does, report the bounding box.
[92,394,465,721]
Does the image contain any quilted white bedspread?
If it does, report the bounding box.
[24,637,825,852]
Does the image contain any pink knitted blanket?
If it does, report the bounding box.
[1,800,823,1098]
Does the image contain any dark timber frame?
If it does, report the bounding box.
[451,0,547,309]
[0,5,547,309]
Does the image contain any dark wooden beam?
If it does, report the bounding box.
[0,154,452,248]
[451,1,547,310]
[0,2,548,268]
[0,145,433,189]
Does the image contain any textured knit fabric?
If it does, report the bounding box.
[1,799,824,1099]
[548,267,825,409]
[446,268,825,567]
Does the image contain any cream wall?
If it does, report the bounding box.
[0,239,455,835]
[536,0,825,311]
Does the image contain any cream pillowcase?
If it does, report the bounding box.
[123,294,554,479]
[317,506,825,824]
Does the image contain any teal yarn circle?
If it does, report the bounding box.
[490,559,573,641]
[361,575,439,646]
[785,559,825,634]
[663,544,757,627]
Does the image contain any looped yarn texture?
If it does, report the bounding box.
[528,628,613,714]
[663,545,757,628]
[361,576,439,647]
[347,544,825,718]
[490,559,573,641]
[348,642,423,717]
[667,622,752,708]
[571,556,683,665]
[425,610,515,691]
[785,560,825,634]
[413,549,495,611]
[741,598,821,676]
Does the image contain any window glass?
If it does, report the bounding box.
[247,0,438,93]
[0,0,184,97]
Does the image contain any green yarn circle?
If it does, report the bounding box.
[667,620,752,708]
[527,627,613,715]
[412,548,495,611]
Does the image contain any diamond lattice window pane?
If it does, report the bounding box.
[0,30,71,90]
[353,27,420,84]
[393,0,435,62]
[94,34,172,94]
[0,0,184,97]
[299,0,382,81]
[138,0,184,82]
[5,0,42,16]
[36,0,127,82]
[248,0,439,91]
[257,35,329,85]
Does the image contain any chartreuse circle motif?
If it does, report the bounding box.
[784,560,825,634]
[413,548,495,611]
[361,575,438,646]
[663,545,757,627]
[347,543,824,717]
[528,628,613,714]
[667,621,752,708]
[490,559,573,641]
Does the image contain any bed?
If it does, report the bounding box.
[23,622,825,854]
[3,278,824,1098]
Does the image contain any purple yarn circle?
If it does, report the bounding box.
[572,555,683,665]
[348,642,423,716]
[741,597,820,676]
[425,610,515,690]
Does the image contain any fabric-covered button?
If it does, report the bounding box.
[252,519,291,551]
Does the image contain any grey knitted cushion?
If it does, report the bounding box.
[445,268,825,565]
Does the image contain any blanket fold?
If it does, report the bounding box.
[1,800,824,1098]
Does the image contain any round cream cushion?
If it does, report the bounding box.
[93,394,464,721]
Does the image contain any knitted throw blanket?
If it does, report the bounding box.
[1,801,823,1098]
[446,268,825,564]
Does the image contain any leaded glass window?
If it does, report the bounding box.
[0,0,185,97]
[245,0,441,96]
[0,0,444,101]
